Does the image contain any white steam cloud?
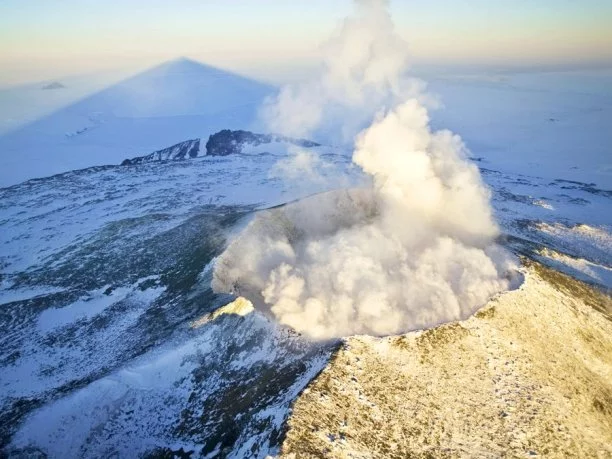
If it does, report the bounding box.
[261,0,427,142]
[213,0,517,339]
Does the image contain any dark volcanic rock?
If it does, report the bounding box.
[205,129,320,156]
[122,139,200,166]
[121,129,320,166]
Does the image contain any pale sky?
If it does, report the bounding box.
[1,0,611,86]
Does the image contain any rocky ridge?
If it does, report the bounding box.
[120,130,321,165]
[279,262,612,458]
[121,139,200,165]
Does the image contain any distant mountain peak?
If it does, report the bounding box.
[42,81,65,90]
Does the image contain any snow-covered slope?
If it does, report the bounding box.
[0,69,610,457]
[0,138,355,456]
[0,133,609,456]
[9,298,332,458]
[0,58,274,187]
[280,262,612,458]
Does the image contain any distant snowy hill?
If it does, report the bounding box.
[0,58,274,187]
[41,82,65,90]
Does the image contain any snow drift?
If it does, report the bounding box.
[212,0,517,339]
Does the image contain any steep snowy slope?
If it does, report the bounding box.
[9,297,333,458]
[0,58,274,187]
[0,140,356,456]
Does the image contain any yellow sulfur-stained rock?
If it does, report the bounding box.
[190,296,254,329]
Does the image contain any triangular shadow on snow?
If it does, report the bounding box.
[0,58,276,186]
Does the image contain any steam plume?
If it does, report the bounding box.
[213,0,517,339]
[260,0,426,142]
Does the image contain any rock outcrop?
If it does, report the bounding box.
[120,130,321,166]
[205,129,320,156]
[121,139,200,165]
